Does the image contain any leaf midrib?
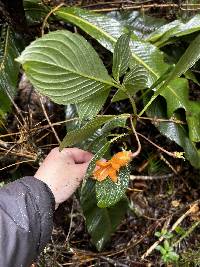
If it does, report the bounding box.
[22,59,115,88]
[56,10,116,45]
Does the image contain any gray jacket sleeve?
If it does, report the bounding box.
[0,176,55,267]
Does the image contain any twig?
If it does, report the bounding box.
[0,146,36,160]
[41,3,64,36]
[141,202,199,259]
[39,97,61,144]
[82,0,155,8]
[137,132,180,159]
[99,256,129,267]
[159,154,178,175]
[130,115,141,158]
[0,159,35,171]
[130,173,173,180]
[138,116,186,125]
[92,3,200,12]
[65,197,75,243]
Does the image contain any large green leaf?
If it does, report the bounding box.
[147,14,200,47]
[112,34,131,81]
[0,26,21,119]
[80,178,128,251]
[16,30,114,105]
[96,167,130,208]
[60,115,114,149]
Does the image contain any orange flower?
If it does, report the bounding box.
[93,151,132,183]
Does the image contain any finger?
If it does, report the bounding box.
[49,147,75,164]
[61,148,93,163]
[71,162,90,182]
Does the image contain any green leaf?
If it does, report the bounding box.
[185,70,200,86]
[79,115,129,155]
[163,33,200,84]
[96,167,130,208]
[23,0,49,25]
[112,34,131,81]
[123,65,148,88]
[164,240,170,251]
[80,178,128,251]
[186,101,200,142]
[0,26,21,119]
[161,78,188,117]
[146,96,200,168]
[55,7,127,51]
[128,40,191,118]
[76,90,109,120]
[175,226,186,236]
[101,115,129,133]
[155,231,162,237]
[156,245,166,255]
[147,14,200,47]
[110,11,166,39]
[60,115,114,149]
[161,78,200,142]
[112,64,148,102]
[168,251,179,261]
[16,30,114,105]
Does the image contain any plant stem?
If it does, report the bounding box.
[113,82,137,116]
[138,94,157,116]
[137,132,179,158]
[130,115,141,158]
[42,3,64,36]
[125,91,137,115]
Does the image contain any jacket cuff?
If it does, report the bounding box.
[19,176,55,253]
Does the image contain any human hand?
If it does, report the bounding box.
[34,147,93,208]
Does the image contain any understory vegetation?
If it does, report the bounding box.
[0,0,200,266]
